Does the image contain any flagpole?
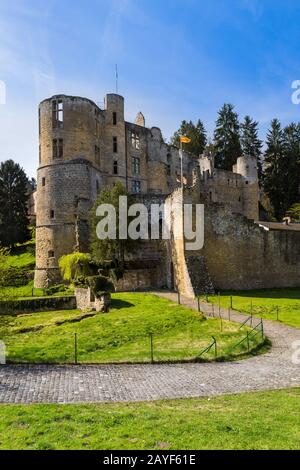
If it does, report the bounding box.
[180,139,183,192]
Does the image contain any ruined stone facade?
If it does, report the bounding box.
[34,92,300,295]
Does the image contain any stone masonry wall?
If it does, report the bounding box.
[200,203,300,290]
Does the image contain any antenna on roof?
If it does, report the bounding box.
[115,64,119,94]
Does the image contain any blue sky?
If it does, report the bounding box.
[1,0,300,177]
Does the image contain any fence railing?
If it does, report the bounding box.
[200,293,285,323]
[196,336,217,360]
[230,320,264,354]
[1,318,266,365]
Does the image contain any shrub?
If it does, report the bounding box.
[58,253,92,283]
[87,275,115,298]
[286,203,300,222]
[0,266,30,287]
[44,284,71,296]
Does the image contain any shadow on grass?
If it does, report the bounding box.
[218,288,300,300]
[111,299,135,310]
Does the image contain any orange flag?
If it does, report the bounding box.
[180,136,191,144]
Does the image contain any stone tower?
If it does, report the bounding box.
[34,95,105,287]
[234,155,259,220]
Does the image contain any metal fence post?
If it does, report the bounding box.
[246,332,250,352]
[213,337,217,358]
[149,333,154,364]
[228,308,231,321]
[261,319,264,340]
[74,333,78,365]
[197,296,200,312]
[230,296,233,309]
[276,306,279,321]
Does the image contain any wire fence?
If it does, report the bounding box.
[0,318,265,365]
[198,292,287,322]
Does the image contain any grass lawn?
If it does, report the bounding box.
[0,280,73,299]
[0,293,264,363]
[0,280,45,299]
[0,388,299,450]
[1,250,35,269]
[205,288,300,329]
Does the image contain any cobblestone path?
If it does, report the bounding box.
[0,292,299,403]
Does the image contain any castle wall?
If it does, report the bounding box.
[200,203,300,290]
[35,92,263,290]
[198,156,259,220]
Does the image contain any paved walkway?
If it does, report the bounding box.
[0,292,300,404]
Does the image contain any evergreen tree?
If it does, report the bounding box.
[281,123,300,213]
[213,103,242,170]
[240,115,263,180]
[0,160,30,248]
[89,182,135,267]
[263,119,286,220]
[171,119,207,156]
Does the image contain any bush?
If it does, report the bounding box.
[44,284,70,296]
[87,275,115,298]
[286,203,300,222]
[58,253,92,283]
[0,266,30,287]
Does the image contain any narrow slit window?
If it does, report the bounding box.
[42,177,46,187]
[113,160,118,175]
[50,210,55,219]
[95,145,100,165]
[113,112,117,125]
[113,137,118,153]
[53,139,63,159]
[48,250,54,258]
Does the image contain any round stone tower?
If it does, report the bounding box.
[34,95,104,288]
[235,155,258,182]
[235,155,259,220]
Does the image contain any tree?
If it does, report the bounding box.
[171,119,207,156]
[240,115,263,181]
[89,182,135,267]
[58,252,92,283]
[281,123,300,213]
[286,203,300,222]
[0,160,30,248]
[263,119,286,220]
[213,103,242,170]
